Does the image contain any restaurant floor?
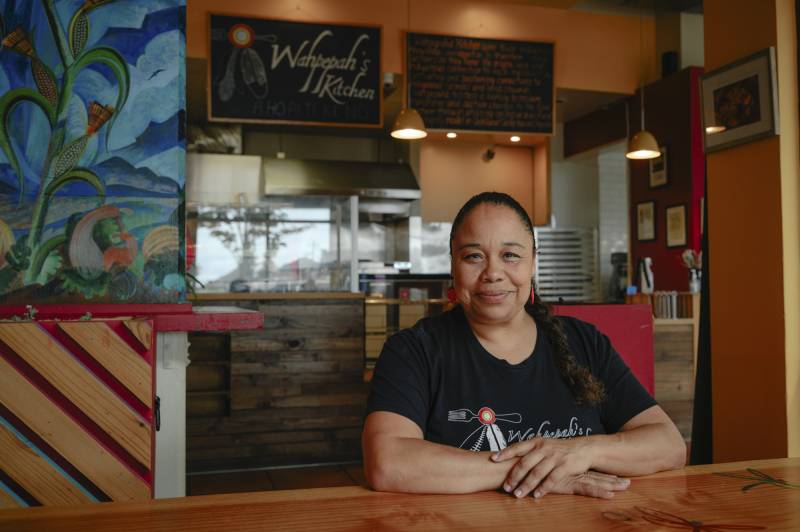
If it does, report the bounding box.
[187,463,367,495]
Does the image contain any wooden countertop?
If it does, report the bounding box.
[191,292,365,301]
[1,458,798,531]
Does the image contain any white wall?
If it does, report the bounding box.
[680,13,704,69]
[550,124,599,228]
[597,141,630,300]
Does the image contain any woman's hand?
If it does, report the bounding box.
[537,470,630,499]
[492,437,602,498]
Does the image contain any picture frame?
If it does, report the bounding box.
[666,204,687,248]
[636,201,656,242]
[649,146,668,188]
[700,47,779,153]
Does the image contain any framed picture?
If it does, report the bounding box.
[666,205,687,247]
[636,201,656,242]
[649,146,668,188]
[700,47,779,153]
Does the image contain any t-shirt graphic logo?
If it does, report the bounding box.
[448,406,522,452]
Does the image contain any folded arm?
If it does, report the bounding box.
[362,411,513,494]
[493,405,686,498]
[363,411,630,498]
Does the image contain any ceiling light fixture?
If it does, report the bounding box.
[391,0,427,140]
[510,135,521,142]
[446,132,457,139]
[626,10,659,160]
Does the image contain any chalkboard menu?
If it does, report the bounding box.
[209,15,382,127]
[407,33,554,133]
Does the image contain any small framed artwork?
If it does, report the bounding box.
[636,201,656,242]
[666,204,687,247]
[649,146,668,188]
[700,47,779,153]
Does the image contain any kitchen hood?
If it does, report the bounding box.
[262,158,421,200]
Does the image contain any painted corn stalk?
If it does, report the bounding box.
[0,0,186,303]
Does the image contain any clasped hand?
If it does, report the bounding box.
[491,437,629,499]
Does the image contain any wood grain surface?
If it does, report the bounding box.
[1,458,798,531]
[57,322,152,408]
[123,319,152,351]
[0,323,151,466]
[0,357,150,502]
[187,298,366,472]
[0,424,92,506]
[0,490,18,510]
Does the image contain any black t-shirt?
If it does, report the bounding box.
[365,305,656,452]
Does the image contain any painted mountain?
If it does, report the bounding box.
[0,0,186,303]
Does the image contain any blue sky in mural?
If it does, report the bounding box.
[0,0,185,198]
[0,0,185,303]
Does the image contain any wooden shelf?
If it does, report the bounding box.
[654,318,696,326]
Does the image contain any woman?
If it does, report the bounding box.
[362,192,685,499]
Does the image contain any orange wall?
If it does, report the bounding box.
[704,0,788,461]
[419,142,535,223]
[533,139,551,227]
[186,0,656,94]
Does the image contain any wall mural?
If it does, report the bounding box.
[0,0,185,304]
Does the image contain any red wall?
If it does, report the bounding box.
[628,67,705,291]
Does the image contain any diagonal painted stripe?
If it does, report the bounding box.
[57,322,151,407]
[0,481,25,509]
[0,418,98,503]
[123,319,152,351]
[0,323,151,468]
[0,422,92,506]
[0,356,150,501]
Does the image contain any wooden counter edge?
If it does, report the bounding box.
[2,458,799,522]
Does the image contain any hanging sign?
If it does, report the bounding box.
[407,32,554,134]
[209,14,382,127]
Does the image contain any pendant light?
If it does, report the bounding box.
[391,0,427,140]
[626,10,659,160]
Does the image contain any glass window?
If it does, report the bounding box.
[188,196,353,292]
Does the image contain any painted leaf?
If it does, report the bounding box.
[0,218,15,269]
[28,234,66,283]
[0,88,56,199]
[69,46,130,149]
[69,11,89,58]
[44,167,105,199]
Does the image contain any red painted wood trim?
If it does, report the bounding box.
[0,305,261,333]
[0,304,192,320]
[154,309,263,332]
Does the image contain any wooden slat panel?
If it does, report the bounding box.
[0,487,21,509]
[57,322,151,407]
[0,324,150,467]
[123,320,152,351]
[0,356,150,501]
[231,336,362,353]
[0,424,92,506]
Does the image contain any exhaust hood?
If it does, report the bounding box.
[262,158,421,200]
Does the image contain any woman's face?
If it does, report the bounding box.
[451,203,535,325]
